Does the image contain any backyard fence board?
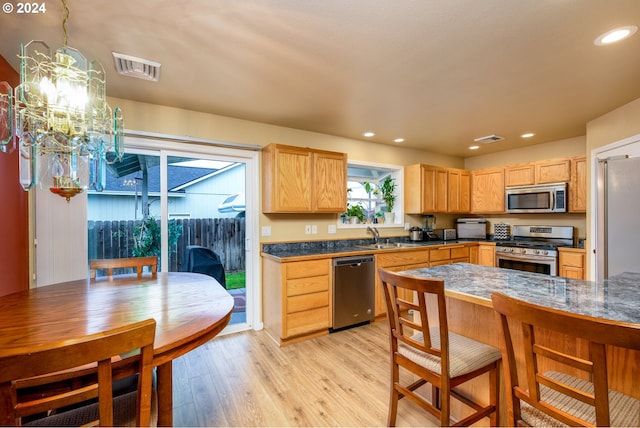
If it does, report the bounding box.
[88,218,245,273]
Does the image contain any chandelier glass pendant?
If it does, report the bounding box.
[0,0,123,201]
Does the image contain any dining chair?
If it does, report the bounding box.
[378,268,501,427]
[0,318,157,427]
[90,256,158,280]
[491,292,640,427]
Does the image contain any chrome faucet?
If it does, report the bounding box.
[367,226,380,244]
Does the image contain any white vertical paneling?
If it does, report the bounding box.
[35,187,89,286]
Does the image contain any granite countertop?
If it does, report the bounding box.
[261,236,585,261]
[261,238,488,260]
[401,263,639,325]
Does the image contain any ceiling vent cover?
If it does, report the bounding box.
[473,134,504,144]
[112,53,161,82]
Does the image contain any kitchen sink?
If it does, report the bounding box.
[356,242,425,250]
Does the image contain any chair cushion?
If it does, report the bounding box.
[520,371,640,427]
[25,390,158,427]
[398,329,501,378]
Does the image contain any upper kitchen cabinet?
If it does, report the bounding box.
[404,164,448,214]
[504,163,535,187]
[447,168,471,213]
[569,156,586,212]
[535,158,571,184]
[262,143,347,213]
[471,167,505,213]
[313,150,348,212]
[505,158,571,186]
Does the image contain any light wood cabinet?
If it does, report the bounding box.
[471,167,505,213]
[470,242,496,267]
[404,164,447,214]
[262,257,331,345]
[569,156,586,212]
[505,158,572,186]
[429,244,470,267]
[535,158,571,184]
[374,250,429,316]
[313,151,348,212]
[478,243,496,267]
[505,163,535,187]
[405,164,469,214]
[448,168,471,213]
[558,247,586,279]
[262,143,347,213]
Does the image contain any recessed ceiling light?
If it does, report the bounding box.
[521,133,535,138]
[594,25,638,46]
[394,138,405,143]
[363,132,375,137]
[469,145,480,150]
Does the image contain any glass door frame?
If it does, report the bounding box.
[124,133,261,334]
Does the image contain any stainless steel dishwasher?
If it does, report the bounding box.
[332,255,375,330]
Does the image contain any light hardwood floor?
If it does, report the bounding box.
[172,320,441,427]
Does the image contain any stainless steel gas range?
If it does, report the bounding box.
[495,225,574,276]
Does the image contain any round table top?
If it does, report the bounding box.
[0,272,234,361]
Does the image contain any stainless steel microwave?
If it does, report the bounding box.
[505,182,567,213]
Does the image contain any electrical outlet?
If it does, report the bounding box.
[404,222,411,230]
[311,225,318,234]
[328,224,337,234]
[305,225,311,234]
[261,226,272,236]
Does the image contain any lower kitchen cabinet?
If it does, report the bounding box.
[263,257,331,345]
[374,250,430,316]
[470,242,496,267]
[429,244,470,267]
[558,247,586,279]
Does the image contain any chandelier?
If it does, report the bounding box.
[0,0,123,202]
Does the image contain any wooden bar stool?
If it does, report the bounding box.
[378,268,501,426]
[492,292,640,427]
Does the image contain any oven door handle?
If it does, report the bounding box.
[496,253,557,263]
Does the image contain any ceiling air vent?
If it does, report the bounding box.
[112,52,161,82]
[473,134,504,144]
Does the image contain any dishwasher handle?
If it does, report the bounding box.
[333,255,374,267]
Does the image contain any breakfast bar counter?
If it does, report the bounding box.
[394,263,640,423]
[400,263,639,324]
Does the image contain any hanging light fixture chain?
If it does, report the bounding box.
[61,0,69,46]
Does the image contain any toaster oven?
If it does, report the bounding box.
[435,228,457,241]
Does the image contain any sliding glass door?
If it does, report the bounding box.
[163,153,247,326]
[88,137,258,333]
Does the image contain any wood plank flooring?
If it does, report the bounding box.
[172,320,440,427]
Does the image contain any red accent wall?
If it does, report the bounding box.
[0,54,29,296]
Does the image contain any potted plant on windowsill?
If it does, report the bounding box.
[346,204,366,224]
[378,176,396,224]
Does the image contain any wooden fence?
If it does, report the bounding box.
[88,218,246,272]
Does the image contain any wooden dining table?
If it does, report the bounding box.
[0,271,234,426]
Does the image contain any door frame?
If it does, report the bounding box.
[591,132,640,280]
[124,131,262,334]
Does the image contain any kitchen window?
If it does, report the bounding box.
[340,160,403,228]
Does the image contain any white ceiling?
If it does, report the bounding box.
[2,0,640,157]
